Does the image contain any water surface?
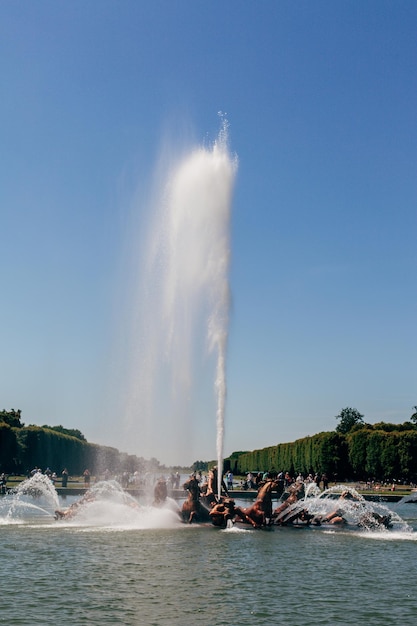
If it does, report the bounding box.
[1,497,416,625]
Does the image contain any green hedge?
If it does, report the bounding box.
[229,428,417,482]
[0,424,129,475]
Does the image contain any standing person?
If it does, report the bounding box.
[0,473,7,494]
[61,468,69,488]
[247,472,255,489]
[83,469,91,488]
[226,470,234,491]
[321,473,329,490]
[206,466,229,505]
[284,472,292,486]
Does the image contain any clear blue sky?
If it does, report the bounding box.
[1,1,416,466]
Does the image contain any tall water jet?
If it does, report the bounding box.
[125,119,238,474]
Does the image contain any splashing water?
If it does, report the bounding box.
[0,473,59,523]
[125,119,238,472]
[54,481,181,530]
[276,484,412,533]
[0,476,181,529]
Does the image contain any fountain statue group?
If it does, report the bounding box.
[181,469,283,528]
[179,470,395,531]
[7,469,397,532]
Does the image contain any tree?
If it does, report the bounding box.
[40,425,86,441]
[335,407,364,434]
[192,460,208,472]
[410,406,417,426]
[347,428,369,478]
[0,409,24,428]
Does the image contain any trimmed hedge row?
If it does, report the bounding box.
[0,423,126,475]
[229,429,417,481]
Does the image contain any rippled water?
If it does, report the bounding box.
[1,496,417,625]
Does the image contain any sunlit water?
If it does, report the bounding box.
[1,485,417,625]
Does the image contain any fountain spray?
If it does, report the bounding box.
[127,118,237,475]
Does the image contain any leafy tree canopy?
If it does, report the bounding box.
[227,451,249,459]
[372,421,415,432]
[40,424,86,441]
[335,407,364,434]
[411,406,417,425]
[192,460,208,471]
[0,409,24,428]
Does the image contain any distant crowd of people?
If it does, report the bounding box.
[2,466,333,493]
[240,470,329,491]
[20,466,185,491]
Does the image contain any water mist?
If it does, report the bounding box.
[126,121,238,480]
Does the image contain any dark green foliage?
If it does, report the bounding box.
[365,431,385,477]
[372,421,415,432]
[0,423,20,471]
[345,427,417,481]
[231,422,417,482]
[192,460,209,472]
[347,428,369,477]
[3,409,417,481]
[335,407,364,434]
[233,431,347,479]
[397,431,417,480]
[0,424,150,476]
[40,425,86,441]
[0,409,24,428]
[224,451,249,474]
[379,432,399,478]
[15,426,92,474]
